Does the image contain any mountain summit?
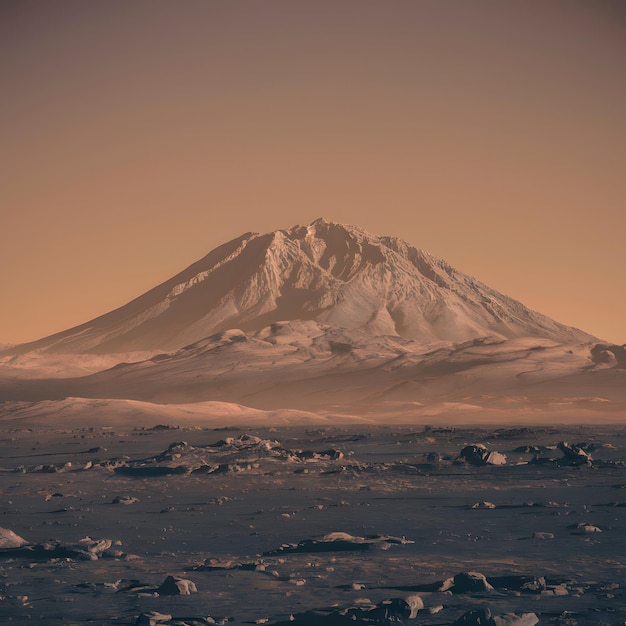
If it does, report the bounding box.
[12,219,594,354]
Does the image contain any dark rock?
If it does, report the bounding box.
[273,595,422,624]
[557,441,592,465]
[367,595,423,620]
[297,449,344,461]
[264,532,413,556]
[493,614,539,626]
[441,571,494,594]
[0,536,114,561]
[112,495,140,505]
[453,608,495,625]
[135,612,172,626]
[157,575,197,595]
[569,522,601,534]
[458,444,506,466]
[470,501,496,509]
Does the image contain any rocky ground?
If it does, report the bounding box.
[0,424,624,625]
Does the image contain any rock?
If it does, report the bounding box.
[454,608,538,626]
[274,595,423,624]
[296,448,344,461]
[532,532,555,540]
[453,608,495,625]
[157,575,197,595]
[403,595,424,618]
[591,343,626,366]
[368,595,423,620]
[135,612,172,626]
[459,444,506,466]
[0,536,115,561]
[441,571,494,594]
[557,441,592,465]
[77,537,113,557]
[471,501,496,509]
[0,528,28,549]
[157,441,192,461]
[488,575,546,594]
[264,532,413,555]
[569,522,601,534]
[112,495,140,505]
[493,614,539,626]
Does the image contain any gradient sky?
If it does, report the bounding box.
[2,0,625,345]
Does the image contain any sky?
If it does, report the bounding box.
[1,0,625,345]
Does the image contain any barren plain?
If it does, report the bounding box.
[1,423,624,625]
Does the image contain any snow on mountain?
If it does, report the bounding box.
[2,322,623,424]
[6,218,595,355]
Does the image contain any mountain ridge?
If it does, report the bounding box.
[4,218,596,355]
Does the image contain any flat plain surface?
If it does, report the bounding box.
[0,424,625,625]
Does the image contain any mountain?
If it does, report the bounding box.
[2,220,623,425]
[6,218,594,356]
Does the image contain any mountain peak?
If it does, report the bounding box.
[7,221,596,354]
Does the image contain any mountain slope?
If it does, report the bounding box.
[1,322,623,423]
[7,218,595,355]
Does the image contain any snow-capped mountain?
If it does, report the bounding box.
[7,218,594,355]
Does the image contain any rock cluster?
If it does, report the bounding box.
[458,444,507,466]
[264,532,414,556]
[271,595,424,625]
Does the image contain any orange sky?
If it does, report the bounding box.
[1,0,625,345]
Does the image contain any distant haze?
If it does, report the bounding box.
[1,1,625,345]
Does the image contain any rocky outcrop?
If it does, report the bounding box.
[458,444,507,466]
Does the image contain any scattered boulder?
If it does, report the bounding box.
[569,522,601,534]
[0,536,116,561]
[494,614,539,626]
[453,608,538,626]
[458,444,506,466]
[112,495,140,505]
[0,527,28,549]
[441,571,494,594]
[272,595,423,624]
[471,501,496,509]
[156,441,192,461]
[557,441,592,465]
[453,608,495,625]
[157,576,197,595]
[136,612,172,626]
[543,583,569,596]
[531,532,555,540]
[296,448,344,461]
[367,595,424,621]
[264,532,413,555]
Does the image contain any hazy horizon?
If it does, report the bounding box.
[2,0,625,345]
